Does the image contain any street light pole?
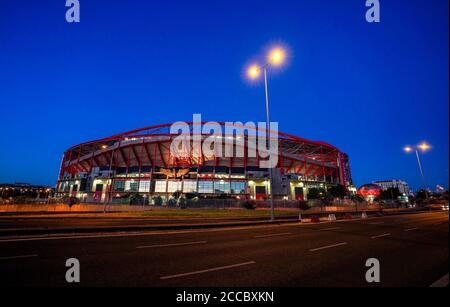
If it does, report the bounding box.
[415,149,425,182]
[404,143,431,201]
[263,64,275,221]
[415,149,429,200]
[246,47,286,222]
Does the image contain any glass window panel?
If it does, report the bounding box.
[113,180,125,192]
[230,182,246,194]
[214,181,230,194]
[198,181,214,193]
[125,180,139,192]
[183,180,197,193]
[139,180,151,193]
[167,181,182,193]
[154,180,167,193]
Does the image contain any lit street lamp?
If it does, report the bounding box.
[246,47,287,221]
[404,142,431,198]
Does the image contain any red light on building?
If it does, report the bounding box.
[357,184,382,197]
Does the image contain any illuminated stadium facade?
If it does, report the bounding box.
[56,122,353,204]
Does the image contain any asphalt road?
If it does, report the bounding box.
[0,212,448,287]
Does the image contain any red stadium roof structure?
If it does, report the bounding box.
[59,122,352,186]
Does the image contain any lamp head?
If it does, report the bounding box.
[268,48,286,66]
[247,65,261,80]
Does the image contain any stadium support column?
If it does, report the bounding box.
[337,153,346,188]
[58,153,66,181]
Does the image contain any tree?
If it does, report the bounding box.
[307,188,325,200]
[352,194,365,203]
[328,184,347,199]
[380,187,401,200]
[172,191,183,200]
[415,189,428,200]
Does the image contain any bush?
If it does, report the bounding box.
[328,184,347,199]
[67,197,78,208]
[298,200,310,211]
[153,196,163,206]
[167,198,178,207]
[307,188,325,200]
[179,197,187,209]
[129,193,144,205]
[185,192,199,200]
[352,194,365,203]
[243,200,257,210]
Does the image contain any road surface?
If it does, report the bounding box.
[0,211,447,287]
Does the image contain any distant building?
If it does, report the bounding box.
[0,183,52,199]
[436,185,446,193]
[357,184,382,202]
[372,180,410,195]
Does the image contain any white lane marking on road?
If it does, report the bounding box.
[319,227,341,231]
[430,274,449,287]
[309,242,348,252]
[404,228,418,232]
[136,241,207,249]
[369,222,385,225]
[160,261,256,280]
[371,233,391,239]
[0,231,198,243]
[254,232,292,238]
[0,254,38,260]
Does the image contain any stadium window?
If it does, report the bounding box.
[214,181,230,194]
[231,182,246,194]
[113,180,125,192]
[198,181,214,193]
[154,180,167,193]
[183,180,197,193]
[168,181,182,193]
[139,180,151,193]
[125,180,139,192]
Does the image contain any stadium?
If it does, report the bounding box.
[55,122,353,205]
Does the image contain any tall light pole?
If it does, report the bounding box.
[247,47,286,221]
[404,142,431,198]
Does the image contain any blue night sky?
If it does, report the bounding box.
[0,0,448,190]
